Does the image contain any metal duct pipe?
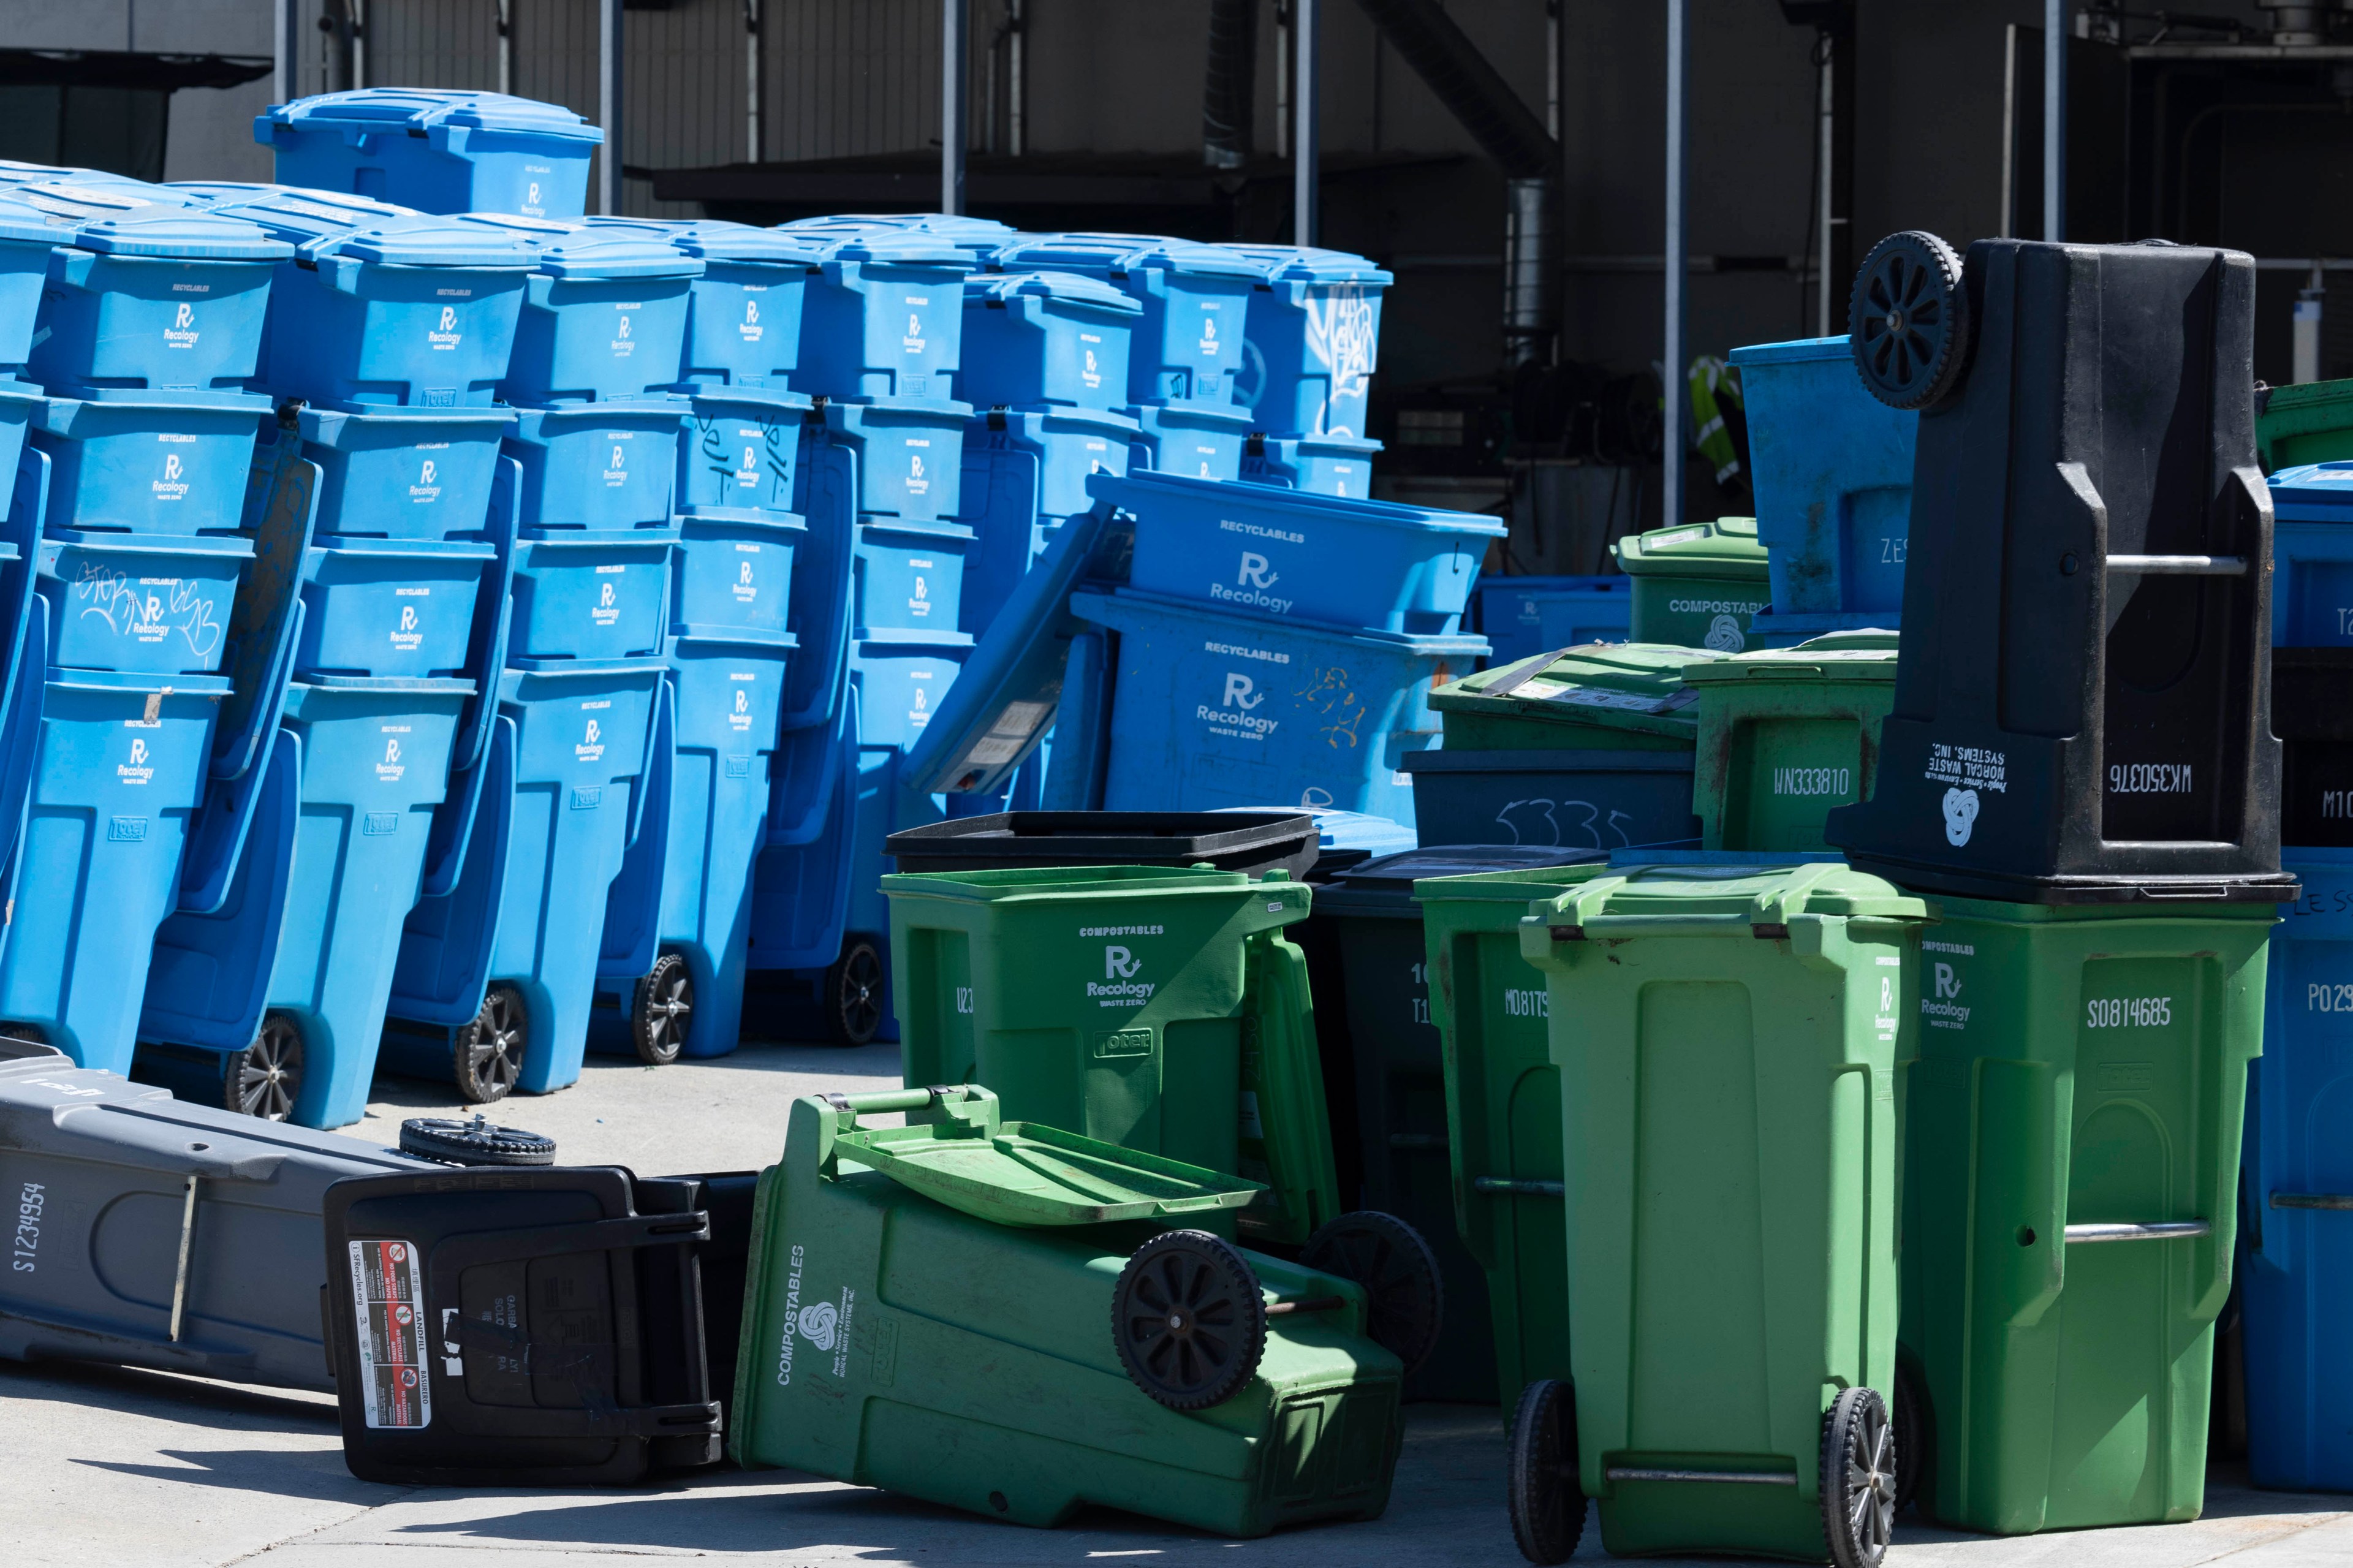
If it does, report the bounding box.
[1204,0,1258,170]
[1504,176,1561,368]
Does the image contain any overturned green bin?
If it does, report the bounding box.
[730,1086,1406,1536]
[1506,862,1930,1566]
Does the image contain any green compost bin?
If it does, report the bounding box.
[1430,642,1722,752]
[1613,515,1772,652]
[730,1086,1406,1535]
[2257,376,2353,472]
[884,863,1341,1248]
[1412,858,1616,1410]
[1901,897,2275,1535]
[1683,631,1898,853]
[1509,861,1930,1565]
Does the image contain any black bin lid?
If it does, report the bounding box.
[885,810,1319,879]
[1312,844,1611,917]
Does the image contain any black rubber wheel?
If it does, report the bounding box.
[633,952,693,1066]
[1300,1210,1444,1376]
[453,983,526,1104]
[227,1011,303,1121]
[1507,1377,1585,1564]
[1892,1358,1927,1517]
[1822,1386,1898,1568]
[825,937,885,1046]
[1111,1229,1267,1411]
[400,1113,556,1167]
[1850,230,1971,411]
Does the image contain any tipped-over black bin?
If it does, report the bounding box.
[885,810,1319,879]
[1827,232,2291,902]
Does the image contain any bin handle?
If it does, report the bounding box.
[2061,1220,2210,1243]
[2104,555,2246,576]
[2270,1193,2353,1211]
[1473,1176,1564,1198]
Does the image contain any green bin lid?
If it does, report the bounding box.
[1612,515,1770,579]
[1534,859,1933,928]
[1678,628,1900,685]
[1412,859,1618,907]
[1317,845,1605,917]
[1431,641,1723,744]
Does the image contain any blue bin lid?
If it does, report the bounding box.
[582,216,825,267]
[0,192,61,247]
[993,232,1262,282]
[447,214,704,279]
[1727,333,1852,368]
[801,229,975,271]
[2268,460,2353,519]
[211,195,539,268]
[1214,242,1392,287]
[257,89,606,146]
[57,203,292,260]
[966,268,1142,316]
[782,213,1021,260]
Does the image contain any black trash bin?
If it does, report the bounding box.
[1828,232,2290,902]
[2272,647,2353,846]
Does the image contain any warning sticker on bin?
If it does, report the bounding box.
[1531,685,1699,715]
[347,1239,431,1430]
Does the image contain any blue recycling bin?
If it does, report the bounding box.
[2269,463,2353,646]
[780,211,1022,266]
[1070,586,1484,824]
[0,668,235,1072]
[255,89,604,219]
[297,404,515,540]
[1474,575,1634,664]
[0,192,71,377]
[584,218,820,389]
[957,270,1142,412]
[30,389,275,535]
[35,528,252,675]
[1238,431,1382,499]
[1097,468,1504,634]
[794,232,976,401]
[442,217,700,404]
[855,517,972,640]
[1225,244,1390,439]
[502,396,687,528]
[815,396,973,522]
[1126,400,1253,482]
[0,382,46,507]
[294,537,494,679]
[674,512,803,643]
[992,233,1261,407]
[853,631,974,751]
[507,525,680,662]
[1400,748,1701,852]
[1730,334,1918,619]
[29,206,291,394]
[956,404,1137,639]
[675,384,808,517]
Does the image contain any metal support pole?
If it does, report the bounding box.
[497,0,514,96]
[1816,39,1835,335]
[746,0,763,164]
[1275,2,1290,159]
[275,0,300,101]
[598,0,623,214]
[1294,0,1319,246]
[351,0,368,91]
[2043,0,2064,241]
[942,0,968,214]
[1546,0,1561,140]
[1662,0,1688,526]
[1007,0,1026,156]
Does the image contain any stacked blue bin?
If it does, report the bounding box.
[574,219,817,1064]
[0,195,292,1077]
[1472,575,1634,664]
[779,212,1021,267]
[255,89,605,221]
[131,193,540,1128]
[1727,334,1917,645]
[1222,243,1392,494]
[376,218,691,1100]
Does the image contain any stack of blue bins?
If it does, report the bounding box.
[253,89,605,222]
[1728,333,1917,646]
[578,218,816,1066]
[131,186,539,1129]
[375,216,692,1100]
[1223,243,1393,496]
[0,184,291,1078]
[741,229,975,1039]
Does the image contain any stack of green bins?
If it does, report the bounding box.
[1612,515,1772,652]
[1683,631,1898,852]
[1505,862,1930,1565]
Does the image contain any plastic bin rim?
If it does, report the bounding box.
[1398,746,1695,773]
[805,232,977,270]
[39,388,276,421]
[854,628,977,652]
[1909,888,2285,925]
[515,523,684,545]
[501,654,672,678]
[1070,585,1490,654]
[1726,333,1853,366]
[675,383,816,414]
[822,395,979,423]
[879,863,1289,898]
[504,397,690,430]
[670,629,799,656]
[1091,467,1506,537]
[44,528,257,557]
[966,268,1145,314]
[578,216,827,266]
[886,809,1316,860]
[306,535,498,561]
[1677,649,1900,683]
[990,235,1267,282]
[1121,401,1257,431]
[1247,431,1384,458]
[677,507,808,535]
[1212,242,1394,286]
[856,515,978,542]
[1537,862,1933,922]
[292,673,478,694]
[977,404,1143,436]
[45,668,234,694]
[301,404,519,436]
[64,215,294,262]
[259,89,607,143]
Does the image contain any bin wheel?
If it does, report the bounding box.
[825,939,885,1046]
[454,984,526,1103]
[1892,1358,1927,1517]
[400,1113,556,1167]
[1850,230,1971,411]
[1821,1385,1898,1568]
[1111,1229,1267,1411]
[1507,1377,1585,1564]
[227,1012,303,1122]
[1300,1210,1444,1376]
[633,952,694,1066]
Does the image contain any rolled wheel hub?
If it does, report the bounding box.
[1507,1377,1585,1564]
[1110,1229,1267,1411]
[1300,1210,1445,1375]
[1822,1385,1897,1568]
[454,983,526,1104]
[228,1011,303,1121]
[399,1113,557,1167]
[1849,229,1971,411]
[827,938,885,1046]
[634,952,694,1065]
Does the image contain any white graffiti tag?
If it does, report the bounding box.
[74,564,224,662]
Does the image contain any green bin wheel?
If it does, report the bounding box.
[453,983,526,1104]
[633,952,694,1066]
[824,938,885,1046]
[400,1113,557,1168]
[1111,1229,1267,1411]
[1300,1210,1444,1376]
[227,1011,303,1122]
[1822,1385,1897,1568]
[1850,230,1971,411]
[1892,1358,1927,1516]
[1506,1377,1584,1564]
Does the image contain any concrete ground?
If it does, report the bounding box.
[8,1039,2353,1567]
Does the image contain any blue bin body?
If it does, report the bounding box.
[969,404,1136,520]
[1100,468,1504,635]
[817,396,973,522]
[0,382,45,507]
[957,270,1142,411]
[954,407,1136,640]
[794,233,976,400]
[853,632,974,752]
[255,89,604,220]
[31,208,291,393]
[1475,575,1635,664]
[1239,431,1382,499]
[36,528,252,675]
[2246,847,2353,1490]
[443,219,701,404]
[676,384,807,516]
[298,404,514,540]
[1226,244,1390,439]
[585,218,820,388]
[1730,334,1918,617]
[0,669,233,1072]
[1124,400,1253,482]
[502,396,686,528]
[993,234,1261,407]
[508,526,679,662]
[31,389,274,534]
[1401,748,1701,852]
[855,517,972,640]
[1743,608,1900,648]
[2268,465,2353,645]
[0,195,70,376]
[674,512,803,643]
[294,537,494,678]
[1072,586,1483,823]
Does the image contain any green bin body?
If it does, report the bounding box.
[1613,515,1771,652]
[1684,632,1898,852]
[884,864,1340,1247]
[1430,642,1719,753]
[1901,896,2274,1534]
[1521,862,1928,1560]
[2256,376,2353,474]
